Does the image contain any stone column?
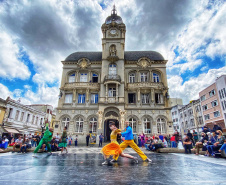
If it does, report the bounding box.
[120,110,126,130]
[86,89,89,102]
[151,88,155,103]
[116,83,118,103]
[97,110,103,129]
[88,70,92,82]
[105,84,108,102]
[73,89,76,102]
[149,69,152,82]
[137,88,140,102]
[76,71,79,82]
[136,70,140,82]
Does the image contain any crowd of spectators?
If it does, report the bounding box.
[182,122,226,157]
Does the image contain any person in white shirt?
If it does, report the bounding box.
[12,136,23,153]
[55,133,60,144]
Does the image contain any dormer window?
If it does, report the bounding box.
[69,73,76,83]
[140,72,148,82]
[153,73,160,83]
[129,73,135,83]
[80,73,88,82]
[92,73,98,83]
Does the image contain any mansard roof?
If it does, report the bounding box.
[65,51,164,61]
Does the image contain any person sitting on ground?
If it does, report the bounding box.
[20,139,29,153]
[212,122,223,133]
[12,136,23,153]
[208,130,225,156]
[183,135,192,154]
[149,136,163,151]
[51,137,59,152]
[203,125,211,135]
[219,138,226,154]
[163,137,168,148]
[193,132,208,155]
[144,137,152,150]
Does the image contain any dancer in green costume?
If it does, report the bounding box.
[32,123,53,157]
[58,126,68,154]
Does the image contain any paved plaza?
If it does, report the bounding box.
[0,147,226,185]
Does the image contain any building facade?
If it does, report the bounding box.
[178,99,204,136]
[215,75,226,126]
[169,98,183,108]
[171,104,183,133]
[199,82,225,129]
[0,98,7,133]
[54,6,173,142]
[28,104,53,125]
[2,97,46,135]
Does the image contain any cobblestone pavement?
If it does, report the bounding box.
[0,147,226,185]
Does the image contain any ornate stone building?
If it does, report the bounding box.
[54,6,173,142]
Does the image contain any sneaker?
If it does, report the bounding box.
[102,160,108,165]
[146,158,152,163]
[110,159,117,163]
[133,157,138,164]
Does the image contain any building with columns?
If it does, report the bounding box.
[54,6,173,142]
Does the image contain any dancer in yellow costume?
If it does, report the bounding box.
[112,121,152,163]
[101,122,138,165]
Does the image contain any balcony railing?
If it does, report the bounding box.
[63,82,100,90]
[127,82,164,89]
[104,75,121,83]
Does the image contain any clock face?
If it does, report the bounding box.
[110,29,117,35]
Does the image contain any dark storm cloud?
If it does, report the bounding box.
[0,0,102,63]
[118,0,200,52]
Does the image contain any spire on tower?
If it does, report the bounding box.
[112,4,117,15]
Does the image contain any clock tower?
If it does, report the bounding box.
[101,5,126,60]
[99,5,126,128]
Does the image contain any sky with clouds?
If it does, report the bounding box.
[0,0,225,107]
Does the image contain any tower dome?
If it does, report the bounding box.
[105,5,123,24]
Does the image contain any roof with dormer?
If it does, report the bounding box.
[64,51,164,61]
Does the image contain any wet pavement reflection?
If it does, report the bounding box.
[0,152,225,184]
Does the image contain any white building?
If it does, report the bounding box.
[28,104,53,125]
[171,104,183,133]
[2,97,46,135]
[169,98,183,108]
[178,99,204,136]
[216,75,226,127]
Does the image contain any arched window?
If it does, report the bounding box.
[92,73,98,83]
[62,117,70,130]
[185,121,188,129]
[153,73,160,82]
[129,73,135,83]
[157,118,166,134]
[109,64,117,75]
[129,118,137,133]
[69,73,76,83]
[143,118,151,134]
[89,117,97,133]
[75,117,83,133]
[80,73,88,82]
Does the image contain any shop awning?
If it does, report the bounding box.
[4,127,20,134]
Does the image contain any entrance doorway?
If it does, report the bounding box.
[104,119,119,142]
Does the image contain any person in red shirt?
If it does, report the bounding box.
[170,135,176,148]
